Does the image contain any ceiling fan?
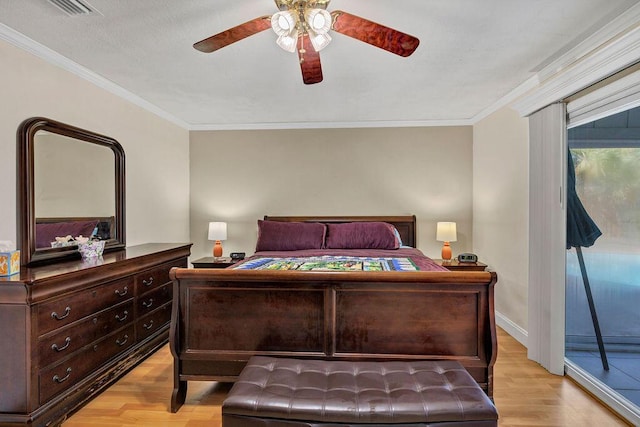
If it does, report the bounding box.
[193,0,420,85]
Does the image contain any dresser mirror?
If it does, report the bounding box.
[18,117,125,266]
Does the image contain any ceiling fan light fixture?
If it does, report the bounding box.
[305,8,331,35]
[308,28,331,52]
[271,11,297,36]
[194,1,419,84]
[276,30,299,52]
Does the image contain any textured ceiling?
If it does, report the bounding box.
[1,0,638,129]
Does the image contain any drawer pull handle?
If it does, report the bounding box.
[143,320,154,330]
[53,367,72,384]
[51,337,71,352]
[51,307,71,320]
[142,299,154,309]
[143,277,154,287]
[115,311,129,322]
[116,334,129,346]
[115,286,128,297]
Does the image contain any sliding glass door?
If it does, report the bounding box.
[565,106,640,410]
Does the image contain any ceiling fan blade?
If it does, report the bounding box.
[298,33,323,85]
[330,10,419,57]
[194,16,271,53]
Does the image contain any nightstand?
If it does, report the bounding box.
[434,259,487,271]
[191,256,239,269]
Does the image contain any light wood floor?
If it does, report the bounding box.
[64,328,631,426]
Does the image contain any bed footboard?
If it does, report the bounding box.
[169,269,497,412]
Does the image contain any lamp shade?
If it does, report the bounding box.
[208,222,227,241]
[305,8,331,34]
[271,11,297,36]
[308,29,331,52]
[276,31,298,52]
[436,222,457,242]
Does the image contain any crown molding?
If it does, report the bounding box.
[471,76,540,124]
[0,23,190,130]
[189,118,473,131]
[510,3,640,117]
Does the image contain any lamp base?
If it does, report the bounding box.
[213,241,223,258]
[441,241,452,260]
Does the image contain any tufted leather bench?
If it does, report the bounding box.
[222,356,498,427]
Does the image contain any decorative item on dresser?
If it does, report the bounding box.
[0,243,192,427]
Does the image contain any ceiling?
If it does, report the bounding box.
[1,0,639,129]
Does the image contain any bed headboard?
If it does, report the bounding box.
[263,215,417,248]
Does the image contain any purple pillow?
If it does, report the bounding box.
[325,222,400,250]
[255,220,326,252]
[36,220,99,249]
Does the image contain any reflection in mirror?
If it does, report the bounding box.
[35,132,115,219]
[34,132,116,249]
[18,117,125,266]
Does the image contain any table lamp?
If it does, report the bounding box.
[436,222,457,261]
[208,222,227,259]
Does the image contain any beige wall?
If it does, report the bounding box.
[473,107,530,333]
[189,127,474,260]
[0,39,190,250]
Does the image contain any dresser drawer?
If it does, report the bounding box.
[134,261,178,295]
[38,277,133,335]
[38,299,134,368]
[136,302,171,342]
[137,282,172,317]
[39,324,134,404]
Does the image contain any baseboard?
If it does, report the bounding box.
[495,310,528,347]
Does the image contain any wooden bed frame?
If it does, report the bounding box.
[169,215,497,412]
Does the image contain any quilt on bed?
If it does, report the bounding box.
[234,248,448,272]
[234,255,418,271]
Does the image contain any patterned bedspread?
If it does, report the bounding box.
[234,255,418,271]
[233,248,448,272]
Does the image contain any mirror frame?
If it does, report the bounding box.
[17,117,126,266]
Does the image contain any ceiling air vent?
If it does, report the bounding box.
[47,0,97,16]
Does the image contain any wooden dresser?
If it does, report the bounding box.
[0,243,191,427]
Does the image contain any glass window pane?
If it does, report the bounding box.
[566,106,640,409]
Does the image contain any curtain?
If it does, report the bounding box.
[528,102,566,375]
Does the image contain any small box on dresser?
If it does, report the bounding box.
[0,249,20,276]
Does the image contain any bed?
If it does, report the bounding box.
[169,215,498,412]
